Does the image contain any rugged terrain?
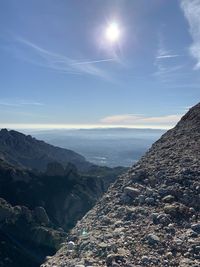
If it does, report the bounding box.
[0,131,126,267]
[0,129,91,172]
[0,129,126,230]
[0,197,66,267]
[0,160,125,267]
[42,103,200,267]
[0,159,123,231]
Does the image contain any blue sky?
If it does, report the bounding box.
[0,0,200,129]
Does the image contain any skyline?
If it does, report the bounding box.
[0,0,200,129]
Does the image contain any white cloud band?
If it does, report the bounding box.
[100,113,182,128]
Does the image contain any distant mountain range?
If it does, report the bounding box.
[0,128,92,172]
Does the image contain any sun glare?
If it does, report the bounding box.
[105,22,120,42]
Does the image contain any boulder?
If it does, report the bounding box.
[124,187,140,199]
[147,234,160,245]
[106,254,125,266]
[191,223,200,234]
[164,204,179,217]
[162,195,175,203]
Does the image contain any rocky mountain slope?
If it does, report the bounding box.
[0,129,91,172]
[42,103,200,267]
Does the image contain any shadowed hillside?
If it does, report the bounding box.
[0,132,126,267]
[0,129,91,172]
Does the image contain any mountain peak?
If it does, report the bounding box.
[42,102,200,267]
[176,102,200,130]
[0,128,9,135]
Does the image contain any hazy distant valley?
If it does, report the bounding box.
[31,128,165,167]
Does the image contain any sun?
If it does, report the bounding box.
[105,22,120,43]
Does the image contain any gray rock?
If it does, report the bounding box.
[147,234,160,245]
[141,255,150,263]
[98,242,108,249]
[186,229,198,238]
[162,195,175,203]
[158,187,171,197]
[138,194,145,204]
[157,213,171,225]
[145,197,155,205]
[166,252,173,259]
[146,188,154,196]
[173,237,183,246]
[106,254,125,266]
[164,204,178,217]
[124,187,140,199]
[67,241,75,251]
[152,212,160,224]
[191,223,200,234]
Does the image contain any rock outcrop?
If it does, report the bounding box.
[42,103,200,267]
[0,158,124,231]
[0,198,66,267]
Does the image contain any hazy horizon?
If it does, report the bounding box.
[0,124,172,131]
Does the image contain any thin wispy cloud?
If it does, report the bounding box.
[154,36,183,80]
[157,54,180,59]
[154,64,184,77]
[0,99,44,107]
[156,37,180,60]
[71,58,115,65]
[100,113,182,128]
[14,37,116,80]
[181,0,200,69]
